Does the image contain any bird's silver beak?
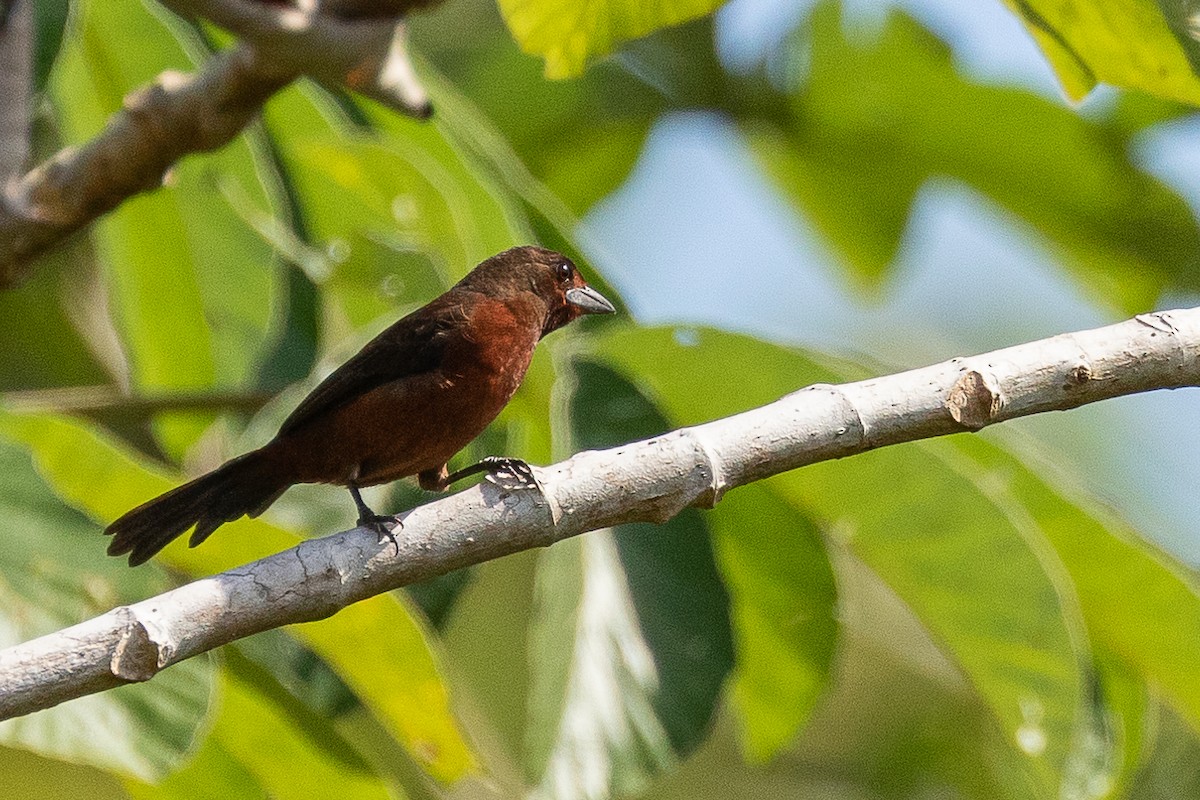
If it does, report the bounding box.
[565,285,616,315]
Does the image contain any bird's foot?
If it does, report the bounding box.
[480,456,542,492]
[358,513,402,553]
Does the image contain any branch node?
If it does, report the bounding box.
[109,610,165,683]
[1064,361,1093,388]
[681,428,727,509]
[945,369,1004,430]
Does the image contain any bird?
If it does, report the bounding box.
[105,245,615,566]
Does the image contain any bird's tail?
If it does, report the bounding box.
[105,449,288,566]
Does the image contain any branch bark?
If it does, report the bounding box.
[0,0,435,288]
[2,307,1199,719]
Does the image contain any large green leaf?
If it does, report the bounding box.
[746,2,1200,306]
[126,669,393,800]
[954,432,1200,743]
[295,595,477,784]
[1001,0,1200,104]
[0,244,111,391]
[258,83,529,337]
[411,12,672,215]
[50,0,283,454]
[589,325,1165,796]
[496,0,728,79]
[710,482,838,763]
[0,435,214,781]
[0,410,479,784]
[525,359,732,798]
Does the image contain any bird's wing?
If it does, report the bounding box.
[277,295,470,436]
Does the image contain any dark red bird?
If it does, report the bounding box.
[105,246,615,566]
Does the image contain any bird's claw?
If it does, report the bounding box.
[358,513,402,553]
[481,457,542,492]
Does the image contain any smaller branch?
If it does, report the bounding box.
[0,0,437,288]
[157,0,432,117]
[1,385,273,415]
[2,308,1199,718]
[0,44,289,286]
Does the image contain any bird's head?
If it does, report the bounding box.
[458,245,616,336]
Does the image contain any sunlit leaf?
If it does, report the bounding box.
[589,325,1139,795]
[126,670,392,800]
[0,410,479,784]
[50,0,283,454]
[295,595,477,784]
[955,432,1200,745]
[1001,0,1200,104]
[0,435,214,781]
[496,0,728,78]
[525,359,732,798]
[710,482,837,763]
[0,245,111,391]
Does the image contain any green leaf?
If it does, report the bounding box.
[0,409,479,785]
[294,595,477,784]
[589,325,1138,795]
[127,669,392,800]
[954,432,1200,747]
[50,0,283,454]
[710,482,837,763]
[259,84,529,334]
[1127,700,1200,799]
[0,242,111,391]
[525,359,732,798]
[749,2,1200,306]
[0,435,214,781]
[0,745,127,800]
[1001,0,1200,105]
[30,0,69,92]
[496,0,729,78]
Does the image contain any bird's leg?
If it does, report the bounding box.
[442,456,541,492]
[349,485,400,548]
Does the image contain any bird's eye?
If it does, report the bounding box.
[556,262,572,281]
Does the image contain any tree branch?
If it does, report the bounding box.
[2,308,1199,719]
[0,0,435,288]
[1,385,273,415]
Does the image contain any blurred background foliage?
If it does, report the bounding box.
[3,0,1200,798]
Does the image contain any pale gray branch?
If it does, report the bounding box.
[0,0,434,288]
[2,308,1199,719]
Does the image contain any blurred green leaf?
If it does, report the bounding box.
[956,432,1200,746]
[50,0,283,455]
[0,434,214,781]
[0,244,110,391]
[260,84,529,335]
[127,670,392,800]
[1001,0,1200,104]
[0,745,127,800]
[496,0,728,79]
[295,595,478,784]
[746,2,1200,305]
[30,0,69,92]
[710,482,838,763]
[1128,700,1200,799]
[589,325,1157,795]
[525,359,732,798]
[0,408,479,785]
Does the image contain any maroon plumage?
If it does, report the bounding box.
[105,246,614,565]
